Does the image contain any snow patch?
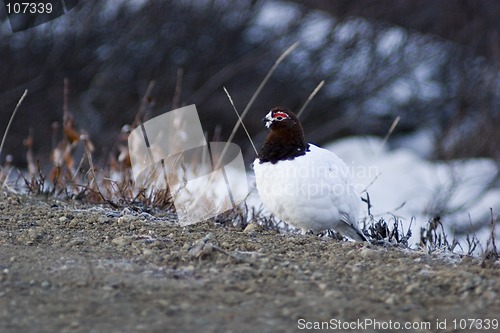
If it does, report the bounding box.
[325,136,499,249]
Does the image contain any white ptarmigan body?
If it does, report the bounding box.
[253,107,367,241]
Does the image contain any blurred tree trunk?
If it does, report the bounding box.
[287,0,500,67]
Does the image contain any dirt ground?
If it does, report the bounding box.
[0,193,499,333]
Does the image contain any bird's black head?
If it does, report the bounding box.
[258,106,309,164]
[263,107,294,128]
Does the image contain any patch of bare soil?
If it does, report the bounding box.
[0,193,499,333]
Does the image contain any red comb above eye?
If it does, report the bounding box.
[273,112,288,119]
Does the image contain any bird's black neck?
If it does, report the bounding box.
[258,131,309,164]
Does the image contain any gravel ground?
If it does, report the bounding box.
[0,193,499,333]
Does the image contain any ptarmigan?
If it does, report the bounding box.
[253,106,368,241]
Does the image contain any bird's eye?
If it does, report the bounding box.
[273,112,288,121]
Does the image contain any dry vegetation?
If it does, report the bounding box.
[0,20,497,266]
[0,80,498,267]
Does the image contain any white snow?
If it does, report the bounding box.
[325,136,499,250]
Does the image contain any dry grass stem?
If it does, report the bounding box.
[215,42,299,171]
[134,80,156,126]
[172,68,184,110]
[297,80,325,119]
[0,89,28,163]
[223,86,258,155]
[376,115,400,157]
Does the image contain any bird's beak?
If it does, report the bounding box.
[263,111,273,128]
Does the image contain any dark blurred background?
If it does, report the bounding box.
[0,0,499,167]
